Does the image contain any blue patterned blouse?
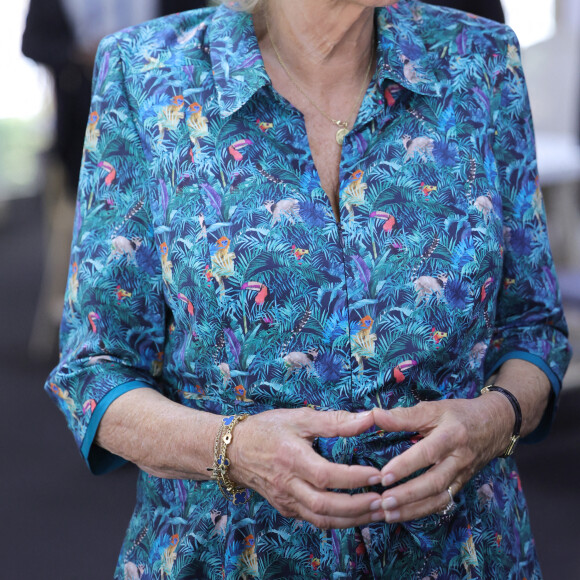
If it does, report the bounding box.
[46,2,571,578]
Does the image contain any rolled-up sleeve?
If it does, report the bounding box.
[45,35,165,474]
[484,29,572,441]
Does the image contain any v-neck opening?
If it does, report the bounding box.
[263,65,381,227]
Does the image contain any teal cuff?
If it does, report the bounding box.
[80,380,156,475]
[485,351,560,444]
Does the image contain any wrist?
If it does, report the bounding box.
[492,359,551,438]
[480,385,521,457]
[209,414,252,504]
[227,413,256,488]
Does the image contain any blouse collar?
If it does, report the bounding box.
[209,0,440,118]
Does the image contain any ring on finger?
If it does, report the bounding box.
[438,485,456,516]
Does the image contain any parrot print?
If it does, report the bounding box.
[45,2,570,579]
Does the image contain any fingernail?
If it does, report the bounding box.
[368,475,382,485]
[385,510,399,523]
[382,473,395,486]
[370,499,382,511]
[382,496,397,510]
[372,511,385,521]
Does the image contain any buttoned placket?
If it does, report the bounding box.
[263,74,397,412]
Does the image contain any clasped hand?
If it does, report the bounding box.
[229,399,513,529]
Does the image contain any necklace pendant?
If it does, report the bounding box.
[336,127,349,145]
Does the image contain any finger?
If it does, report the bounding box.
[299,506,386,530]
[295,444,383,489]
[379,456,458,513]
[383,487,455,524]
[299,409,376,439]
[380,429,456,486]
[372,404,435,434]
[291,478,383,519]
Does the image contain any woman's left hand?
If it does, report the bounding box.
[372,396,514,523]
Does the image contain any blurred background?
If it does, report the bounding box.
[0,0,578,578]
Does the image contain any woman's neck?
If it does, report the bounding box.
[254,0,376,95]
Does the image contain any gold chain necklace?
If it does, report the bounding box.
[266,18,374,146]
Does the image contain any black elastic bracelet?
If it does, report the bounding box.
[481,384,522,457]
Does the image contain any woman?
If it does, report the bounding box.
[46,0,571,577]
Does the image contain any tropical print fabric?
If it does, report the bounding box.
[46,1,571,578]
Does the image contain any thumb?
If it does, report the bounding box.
[307,409,375,438]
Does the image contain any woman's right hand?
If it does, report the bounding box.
[229,408,385,529]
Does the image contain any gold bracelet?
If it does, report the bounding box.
[208,414,251,505]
